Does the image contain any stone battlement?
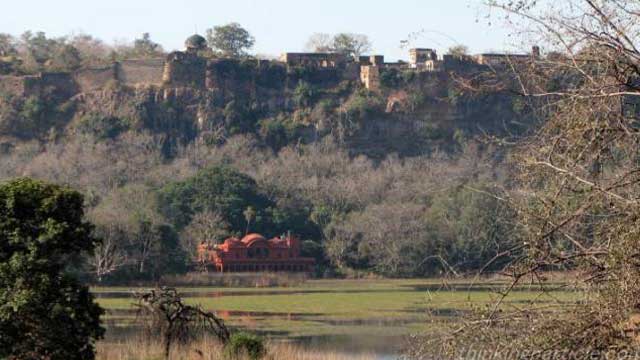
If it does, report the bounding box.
[0,34,540,98]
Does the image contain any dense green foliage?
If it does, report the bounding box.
[76,113,131,139]
[159,165,271,232]
[206,23,255,58]
[223,332,266,360]
[0,92,73,139]
[0,178,104,359]
[343,89,385,120]
[158,165,321,242]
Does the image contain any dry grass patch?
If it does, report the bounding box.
[96,336,375,360]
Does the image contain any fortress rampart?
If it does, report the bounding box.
[0,72,77,99]
[119,58,165,87]
[0,34,539,99]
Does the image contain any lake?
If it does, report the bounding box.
[93,278,576,359]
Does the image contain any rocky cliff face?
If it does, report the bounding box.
[0,65,530,159]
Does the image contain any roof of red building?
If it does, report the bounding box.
[214,233,299,251]
[222,237,242,248]
[241,233,267,246]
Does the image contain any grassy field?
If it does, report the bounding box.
[95,278,580,339]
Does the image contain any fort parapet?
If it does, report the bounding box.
[279,52,347,68]
[0,34,540,98]
[0,72,77,99]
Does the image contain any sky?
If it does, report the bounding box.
[2,0,522,61]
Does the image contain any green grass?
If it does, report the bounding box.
[96,278,581,338]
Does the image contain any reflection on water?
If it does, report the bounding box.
[97,285,479,359]
[96,282,575,359]
[102,307,415,359]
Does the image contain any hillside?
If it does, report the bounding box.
[0,39,532,281]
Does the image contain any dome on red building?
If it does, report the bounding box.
[197,233,314,273]
[241,233,266,246]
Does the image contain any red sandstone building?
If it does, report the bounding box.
[197,233,315,273]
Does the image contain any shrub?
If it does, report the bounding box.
[19,95,45,121]
[316,98,337,113]
[223,332,266,360]
[76,113,130,139]
[256,62,286,89]
[292,80,317,108]
[224,100,255,135]
[420,122,448,141]
[379,68,403,88]
[258,117,288,150]
[447,86,464,106]
[344,90,385,120]
[258,115,309,151]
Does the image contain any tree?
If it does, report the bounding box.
[446,44,468,57]
[305,33,373,58]
[423,0,640,357]
[0,178,104,359]
[111,33,164,60]
[144,224,187,279]
[258,117,290,151]
[20,31,63,72]
[206,23,255,58]
[293,80,317,108]
[69,33,111,66]
[49,44,82,71]
[424,184,518,272]
[133,33,163,58]
[326,202,433,276]
[223,100,255,135]
[88,184,186,280]
[182,210,230,259]
[90,222,128,282]
[135,288,230,359]
[0,33,17,57]
[243,206,256,234]
[158,165,271,233]
[331,33,372,58]
[305,33,333,53]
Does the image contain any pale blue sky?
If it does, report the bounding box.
[2,0,519,61]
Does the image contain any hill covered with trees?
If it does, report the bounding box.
[0,27,532,282]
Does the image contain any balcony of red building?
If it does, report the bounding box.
[197,233,315,273]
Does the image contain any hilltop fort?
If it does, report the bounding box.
[0,34,539,98]
[0,34,537,158]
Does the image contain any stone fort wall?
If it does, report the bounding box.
[0,73,77,99]
[118,59,164,87]
[163,52,206,88]
[0,50,450,99]
[74,65,117,93]
[0,58,167,97]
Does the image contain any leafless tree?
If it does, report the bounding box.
[182,210,230,259]
[304,32,373,58]
[90,228,128,282]
[305,33,333,53]
[135,287,230,359]
[415,0,640,357]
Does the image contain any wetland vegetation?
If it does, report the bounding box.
[95,278,581,358]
